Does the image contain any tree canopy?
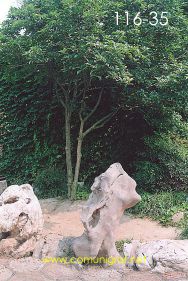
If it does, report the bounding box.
[0,0,188,198]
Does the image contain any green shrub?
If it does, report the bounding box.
[128,190,188,239]
[33,167,67,199]
[128,191,188,226]
[115,239,132,253]
[0,136,63,186]
[76,183,90,200]
[134,130,188,192]
[180,226,188,239]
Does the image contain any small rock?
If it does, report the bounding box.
[0,179,7,195]
[172,212,184,223]
[33,234,74,259]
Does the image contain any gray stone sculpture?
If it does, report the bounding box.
[123,240,188,273]
[0,184,43,258]
[73,163,141,259]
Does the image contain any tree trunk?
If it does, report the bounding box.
[65,107,73,198]
[70,120,84,200]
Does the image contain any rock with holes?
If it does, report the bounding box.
[72,163,141,260]
[123,240,188,273]
[0,184,43,258]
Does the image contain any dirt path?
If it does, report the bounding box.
[40,198,180,241]
[0,198,185,281]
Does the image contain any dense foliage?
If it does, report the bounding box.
[0,0,188,197]
[129,190,188,225]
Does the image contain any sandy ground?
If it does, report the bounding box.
[40,198,180,241]
[0,198,185,281]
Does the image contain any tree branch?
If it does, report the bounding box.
[55,84,66,108]
[83,109,119,137]
[79,99,86,122]
[84,89,103,122]
[73,81,77,99]
[56,79,72,108]
[56,79,67,94]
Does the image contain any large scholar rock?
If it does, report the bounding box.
[0,184,43,258]
[123,240,188,273]
[73,163,141,259]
